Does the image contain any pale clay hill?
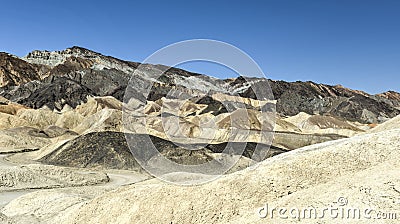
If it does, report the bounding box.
[1,126,399,223]
[0,47,399,223]
[0,95,358,155]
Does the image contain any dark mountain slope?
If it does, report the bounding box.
[0,47,398,123]
[230,77,400,123]
[39,131,286,170]
[0,53,43,87]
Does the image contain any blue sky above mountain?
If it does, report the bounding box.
[1,0,399,94]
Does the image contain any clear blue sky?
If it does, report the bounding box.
[1,0,399,94]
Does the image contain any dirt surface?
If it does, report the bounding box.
[32,129,399,224]
[0,152,150,213]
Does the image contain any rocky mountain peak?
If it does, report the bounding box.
[0,52,41,87]
[23,46,138,76]
[377,90,400,101]
[23,46,101,67]
[0,47,399,124]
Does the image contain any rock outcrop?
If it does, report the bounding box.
[230,77,400,123]
[39,131,287,170]
[0,53,42,87]
[0,47,398,123]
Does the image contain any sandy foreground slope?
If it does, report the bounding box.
[1,127,399,223]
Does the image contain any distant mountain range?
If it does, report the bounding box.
[1,46,399,124]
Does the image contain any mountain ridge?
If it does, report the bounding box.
[17,47,400,95]
[0,47,399,124]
